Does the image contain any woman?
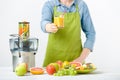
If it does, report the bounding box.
[41,0,96,67]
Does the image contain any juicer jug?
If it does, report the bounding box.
[9,35,39,71]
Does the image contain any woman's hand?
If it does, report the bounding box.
[73,48,91,63]
[46,23,58,33]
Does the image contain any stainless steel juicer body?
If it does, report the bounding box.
[9,37,38,71]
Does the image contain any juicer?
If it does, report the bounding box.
[9,34,39,71]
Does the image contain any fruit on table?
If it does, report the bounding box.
[82,64,87,69]
[15,63,27,76]
[17,63,28,71]
[49,63,59,72]
[91,63,96,68]
[62,61,70,69]
[86,63,96,69]
[30,67,44,75]
[46,64,56,75]
[46,61,96,75]
[79,65,84,70]
[53,66,77,76]
[56,60,63,68]
[76,63,96,70]
[70,62,82,67]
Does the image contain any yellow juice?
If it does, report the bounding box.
[54,17,58,26]
[54,16,64,29]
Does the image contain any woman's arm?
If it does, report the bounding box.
[41,1,54,33]
[73,48,90,63]
[73,1,96,63]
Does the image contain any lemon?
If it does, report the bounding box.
[62,61,70,69]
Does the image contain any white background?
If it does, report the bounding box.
[0,0,120,73]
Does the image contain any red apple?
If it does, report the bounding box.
[56,60,63,68]
[49,63,59,72]
[46,65,56,75]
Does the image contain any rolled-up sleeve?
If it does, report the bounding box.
[80,1,96,51]
[41,1,53,33]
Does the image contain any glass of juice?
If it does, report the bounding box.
[54,14,64,29]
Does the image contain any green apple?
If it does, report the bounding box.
[15,64,27,76]
[50,63,59,72]
[18,63,28,71]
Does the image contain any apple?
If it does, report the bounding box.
[50,63,59,72]
[56,60,63,68]
[15,64,27,76]
[46,65,56,75]
[17,63,28,71]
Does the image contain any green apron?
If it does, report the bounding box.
[43,5,83,67]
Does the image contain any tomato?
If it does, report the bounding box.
[30,67,44,75]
